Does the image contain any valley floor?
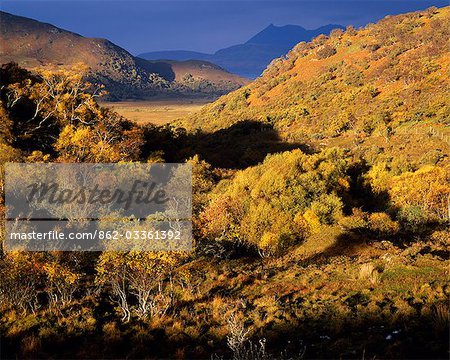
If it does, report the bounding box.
[100,98,212,125]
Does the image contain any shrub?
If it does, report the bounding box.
[188,155,216,212]
[338,208,369,231]
[303,209,322,234]
[346,25,357,36]
[430,230,450,247]
[44,261,80,311]
[328,114,352,136]
[259,232,281,257]
[368,212,399,236]
[397,205,429,231]
[198,195,243,241]
[0,252,41,313]
[294,212,312,237]
[96,251,184,321]
[316,45,337,59]
[330,28,344,38]
[241,201,301,256]
[310,193,343,224]
[364,161,392,194]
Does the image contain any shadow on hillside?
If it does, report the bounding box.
[302,222,449,267]
[305,158,450,263]
[135,58,176,82]
[142,120,310,168]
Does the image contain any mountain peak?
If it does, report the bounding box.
[245,23,341,46]
[141,22,344,78]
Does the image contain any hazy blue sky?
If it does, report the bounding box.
[0,1,446,55]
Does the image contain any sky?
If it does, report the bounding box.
[0,0,447,55]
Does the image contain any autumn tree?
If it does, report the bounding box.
[390,165,450,227]
[0,63,144,161]
[96,251,185,321]
[55,109,143,162]
[199,148,350,256]
[43,259,81,311]
[0,252,42,314]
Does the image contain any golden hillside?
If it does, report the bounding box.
[182,6,449,165]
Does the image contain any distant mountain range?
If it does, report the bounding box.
[0,11,248,100]
[139,24,344,78]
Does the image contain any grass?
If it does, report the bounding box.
[100,98,212,125]
[1,232,448,359]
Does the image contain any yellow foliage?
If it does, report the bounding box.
[390,165,450,221]
[294,212,311,237]
[338,208,369,231]
[26,151,51,163]
[368,212,399,236]
[303,209,322,234]
[365,161,393,194]
[43,261,80,285]
[96,250,186,285]
[55,124,123,162]
[200,148,349,256]
[0,142,21,165]
[259,232,280,257]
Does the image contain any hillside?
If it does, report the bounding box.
[139,24,344,78]
[180,6,450,165]
[140,59,248,90]
[0,11,248,99]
